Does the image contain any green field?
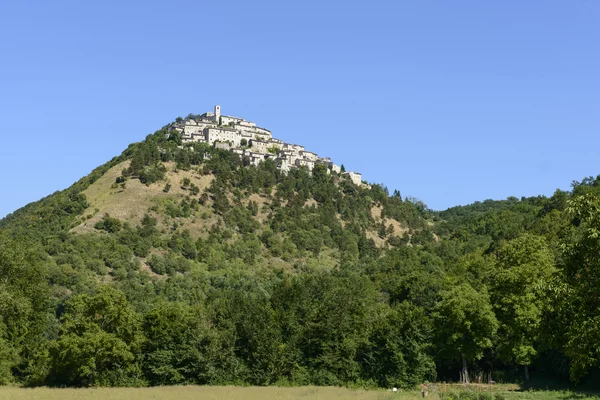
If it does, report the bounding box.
[0,386,407,400]
[0,385,597,400]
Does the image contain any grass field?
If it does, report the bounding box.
[1,385,598,400]
[0,386,411,400]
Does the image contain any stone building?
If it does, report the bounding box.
[176,105,363,184]
[295,158,315,171]
[300,151,318,162]
[205,127,241,147]
[330,163,341,174]
[249,139,269,154]
[343,171,362,186]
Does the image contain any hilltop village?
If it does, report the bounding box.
[171,105,364,186]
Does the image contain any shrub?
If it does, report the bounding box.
[479,392,493,400]
[460,391,479,400]
[94,214,122,233]
[147,254,167,275]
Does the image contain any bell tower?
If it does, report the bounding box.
[214,105,221,124]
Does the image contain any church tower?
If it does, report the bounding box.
[214,105,221,124]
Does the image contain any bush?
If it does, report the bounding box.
[147,253,193,275]
[460,390,479,400]
[147,254,167,275]
[439,392,460,400]
[478,392,493,400]
[94,214,122,233]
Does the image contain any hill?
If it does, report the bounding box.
[1,115,600,389]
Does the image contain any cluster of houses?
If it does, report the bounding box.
[172,105,364,186]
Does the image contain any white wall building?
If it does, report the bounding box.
[343,171,362,186]
[249,139,269,154]
[295,158,315,171]
[205,127,241,147]
[300,151,318,162]
[174,105,364,184]
[221,115,244,126]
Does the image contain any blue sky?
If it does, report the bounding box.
[1,1,599,217]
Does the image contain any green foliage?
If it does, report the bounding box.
[360,302,435,388]
[142,302,219,385]
[125,139,166,185]
[440,392,500,400]
[490,234,556,368]
[3,118,600,388]
[434,284,498,365]
[559,193,600,381]
[94,214,123,233]
[147,253,193,275]
[49,286,144,386]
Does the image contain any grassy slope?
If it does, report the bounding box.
[67,159,347,273]
[70,159,408,246]
[63,157,413,279]
[73,161,217,236]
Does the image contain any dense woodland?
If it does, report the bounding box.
[2,124,600,388]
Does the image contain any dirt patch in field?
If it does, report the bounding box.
[371,204,383,220]
[305,198,318,208]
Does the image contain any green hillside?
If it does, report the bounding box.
[1,121,600,389]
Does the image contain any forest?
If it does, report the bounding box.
[1,123,600,388]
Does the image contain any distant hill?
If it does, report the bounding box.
[1,121,429,270]
[1,114,600,388]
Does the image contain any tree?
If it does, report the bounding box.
[0,331,18,385]
[490,234,556,382]
[50,331,137,387]
[271,273,379,385]
[138,214,158,238]
[143,302,219,385]
[361,302,435,388]
[0,233,52,385]
[94,214,123,233]
[434,283,498,383]
[50,286,144,386]
[560,194,600,381]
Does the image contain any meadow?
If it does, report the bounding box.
[0,384,597,400]
[0,386,409,400]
